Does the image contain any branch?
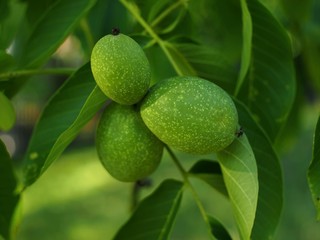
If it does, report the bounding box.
[119,0,187,76]
[0,68,75,81]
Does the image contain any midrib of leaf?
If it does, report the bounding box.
[119,0,196,76]
[114,180,184,240]
[234,0,252,96]
[128,188,183,240]
[41,86,105,174]
[217,135,259,240]
[220,147,257,232]
[245,0,295,142]
[158,188,183,240]
[235,100,283,239]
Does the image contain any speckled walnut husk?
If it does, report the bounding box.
[140,76,238,154]
[91,33,151,105]
[96,103,163,182]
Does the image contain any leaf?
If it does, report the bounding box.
[114,179,183,240]
[186,0,243,65]
[145,45,176,84]
[0,92,16,131]
[188,160,228,197]
[207,215,232,240]
[0,140,20,240]
[18,0,96,68]
[22,63,108,187]
[157,8,186,35]
[0,0,10,22]
[146,0,187,35]
[217,135,258,240]
[133,0,184,28]
[308,115,320,220]
[174,43,238,93]
[234,0,252,96]
[235,99,283,239]
[303,31,320,93]
[76,0,133,56]
[24,0,60,26]
[0,51,15,74]
[0,0,26,50]
[163,42,196,76]
[280,0,313,22]
[238,0,296,141]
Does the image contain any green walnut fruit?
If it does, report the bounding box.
[140,76,238,154]
[91,28,151,105]
[96,102,163,182]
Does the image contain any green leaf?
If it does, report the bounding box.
[114,179,183,240]
[0,0,10,22]
[76,0,133,56]
[207,215,232,240]
[235,99,283,239]
[186,0,242,64]
[188,160,228,197]
[238,0,296,141]
[145,45,176,84]
[0,140,20,240]
[22,63,107,187]
[163,42,196,76]
[217,135,258,240]
[234,0,252,96]
[133,0,184,27]
[0,0,26,50]
[303,31,320,93]
[280,0,313,22]
[145,0,187,35]
[0,51,15,74]
[18,0,96,68]
[0,92,16,131]
[308,115,320,220]
[157,8,186,35]
[174,43,238,93]
[24,0,60,26]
